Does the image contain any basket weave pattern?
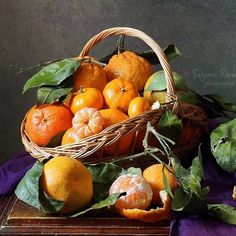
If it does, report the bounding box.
[21,27,207,163]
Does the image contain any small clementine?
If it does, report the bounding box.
[109,174,153,210]
[128,97,150,118]
[103,77,139,112]
[143,164,178,204]
[70,87,104,114]
[72,107,104,139]
[99,108,134,155]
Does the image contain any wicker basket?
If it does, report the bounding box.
[21,27,208,166]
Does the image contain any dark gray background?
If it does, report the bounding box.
[0,0,235,165]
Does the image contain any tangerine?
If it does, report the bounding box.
[109,174,153,210]
[104,51,153,91]
[143,164,178,204]
[103,77,139,112]
[99,108,134,155]
[25,103,73,147]
[73,61,107,92]
[72,107,104,139]
[61,128,80,145]
[70,87,104,114]
[40,156,93,214]
[128,97,150,118]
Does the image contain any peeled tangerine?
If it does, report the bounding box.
[109,174,171,223]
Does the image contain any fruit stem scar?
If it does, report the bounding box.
[42,117,47,123]
[120,88,126,93]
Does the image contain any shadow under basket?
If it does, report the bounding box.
[21,27,208,168]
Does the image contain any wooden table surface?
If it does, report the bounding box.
[0,195,170,235]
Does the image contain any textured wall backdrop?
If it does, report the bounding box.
[0,0,235,164]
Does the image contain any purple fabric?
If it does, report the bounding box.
[0,150,35,196]
[170,119,236,236]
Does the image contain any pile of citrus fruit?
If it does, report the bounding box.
[25,50,175,155]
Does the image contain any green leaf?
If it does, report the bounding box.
[47,130,66,147]
[100,44,181,65]
[99,35,125,63]
[171,186,192,211]
[126,167,142,176]
[139,44,181,65]
[162,165,174,198]
[23,58,84,93]
[208,204,236,225]
[170,156,203,197]
[70,192,124,217]
[39,191,64,214]
[145,71,188,92]
[15,161,64,214]
[158,109,182,142]
[206,94,236,113]
[177,90,198,105]
[210,118,236,173]
[86,163,126,202]
[190,145,204,181]
[15,162,44,209]
[37,86,73,105]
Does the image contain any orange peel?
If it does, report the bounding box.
[111,190,171,223]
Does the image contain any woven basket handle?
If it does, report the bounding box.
[79,27,176,96]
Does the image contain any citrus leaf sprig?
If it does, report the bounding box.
[99,35,181,65]
[15,161,64,214]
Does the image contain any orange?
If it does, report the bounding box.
[109,174,153,210]
[103,77,139,112]
[61,128,80,145]
[104,51,153,91]
[128,97,150,118]
[113,190,171,223]
[99,108,134,155]
[72,107,104,139]
[25,103,73,147]
[143,164,178,204]
[69,87,104,114]
[40,156,93,214]
[73,61,107,92]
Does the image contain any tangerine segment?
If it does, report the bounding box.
[40,156,93,214]
[143,164,178,204]
[113,190,171,223]
[104,51,153,91]
[25,103,73,147]
[103,78,139,112]
[73,61,107,92]
[70,87,104,114]
[72,107,104,139]
[109,174,153,210]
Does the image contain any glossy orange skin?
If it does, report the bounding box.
[70,87,104,114]
[73,61,107,92]
[99,108,134,155]
[25,103,73,147]
[143,164,178,204]
[103,78,139,112]
[61,128,80,145]
[128,97,150,118]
